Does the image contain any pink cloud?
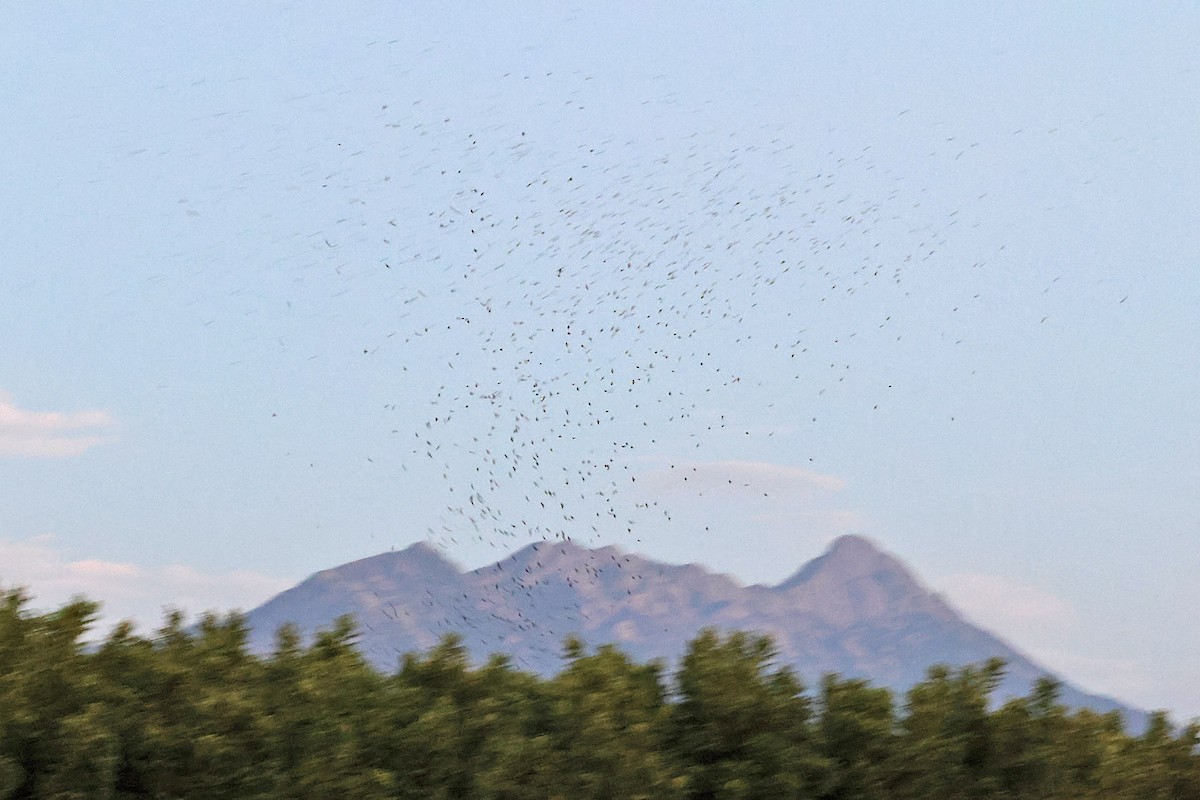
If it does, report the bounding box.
[936,572,1077,639]
[749,508,866,529]
[66,559,141,579]
[636,459,845,495]
[0,536,290,633]
[0,391,116,457]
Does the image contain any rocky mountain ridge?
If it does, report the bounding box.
[243,535,1144,728]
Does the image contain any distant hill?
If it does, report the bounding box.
[243,534,1145,729]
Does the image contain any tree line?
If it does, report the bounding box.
[1,589,1196,799]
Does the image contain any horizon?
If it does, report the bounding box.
[0,531,1161,724]
[155,531,1156,725]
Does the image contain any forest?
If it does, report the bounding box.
[0,589,1196,800]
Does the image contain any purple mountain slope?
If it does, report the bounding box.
[243,535,1145,729]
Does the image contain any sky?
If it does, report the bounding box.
[2,2,1198,720]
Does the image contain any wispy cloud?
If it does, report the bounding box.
[623,460,859,584]
[749,508,866,530]
[0,391,116,457]
[936,572,1077,641]
[930,573,1167,710]
[635,459,845,496]
[1018,646,1154,709]
[0,535,290,633]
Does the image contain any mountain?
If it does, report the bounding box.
[243,535,1144,728]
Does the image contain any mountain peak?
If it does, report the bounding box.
[311,539,461,588]
[400,539,449,560]
[391,540,461,575]
[777,534,894,590]
[771,535,955,631]
[827,533,882,561]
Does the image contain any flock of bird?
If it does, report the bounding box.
[369,135,981,530]
[243,66,1035,639]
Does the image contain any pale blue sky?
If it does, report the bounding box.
[2,2,1197,719]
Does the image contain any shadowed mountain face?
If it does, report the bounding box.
[243,535,1143,727]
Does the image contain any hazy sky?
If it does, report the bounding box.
[2,2,1197,720]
